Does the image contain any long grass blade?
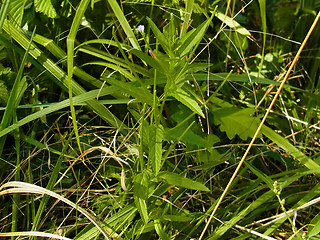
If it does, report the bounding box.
[67,0,91,158]
[0,181,112,240]
[108,0,140,50]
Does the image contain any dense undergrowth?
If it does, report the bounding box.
[0,0,320,239]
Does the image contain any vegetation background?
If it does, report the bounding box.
[0,0,319,239]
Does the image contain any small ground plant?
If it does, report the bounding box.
[0,0,320,239]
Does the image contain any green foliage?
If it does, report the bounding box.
[157,171,209,192]
[211,105,262,140]
[0,0,319,239]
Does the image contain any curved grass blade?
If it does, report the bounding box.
[0,181,112,240]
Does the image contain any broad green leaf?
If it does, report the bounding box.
[262,125,320,173]
[173,88,204,118]
[158,171,209,191]
[34,0,57,18]
[7,0,26,26]
[134,172,150,224]
[106,78,155,105]
[211,106,262,140]
[178,14,213,57]
[308,212,320,237]
[149,124,164,175]
[0,81,9,105]
[215,11,250,36]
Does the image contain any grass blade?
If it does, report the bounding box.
[67,0,91,157]
[108,0,140,50]
[262,125,320,172]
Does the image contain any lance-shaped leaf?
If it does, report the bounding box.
[158,171,209,191]
[134,172,150,224]
[147,17,171,55]
[173,88,204,118]
[107,78,155,105]
[215,11,250,36]
[149,124,164,175]
[178,14,213,57]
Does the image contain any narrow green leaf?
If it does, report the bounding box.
[0,28,33,156]
[209,170,314,239]
[154,219,170,240]
[134,172,149,224]
[108,0,140,50]
[262,125,320,173]
[180,0,194,37]
[67,0,91,156]
[245,161,274,190]
[158,171,209,191]
[174,88,204,118]
[308,212,320,237]
[107,78,155,105]
[78,46,151,77]
[0,87,117,138]
[149,124,164,175]
[146,17,171,55]
[258,0,266,77]
[31,32,66,59]
[178,15,213,57]
[129,49,164,73]
[2,19,125,132]
[215,11,250,36]
[162,214,193,222]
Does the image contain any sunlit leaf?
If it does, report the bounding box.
[134,172,150,224]
[211,106,262,140]
[173,88,204,118]
[34,0,57,18]
[149,124,164,175]
[215,11,250,36]
[158,171,209,191]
